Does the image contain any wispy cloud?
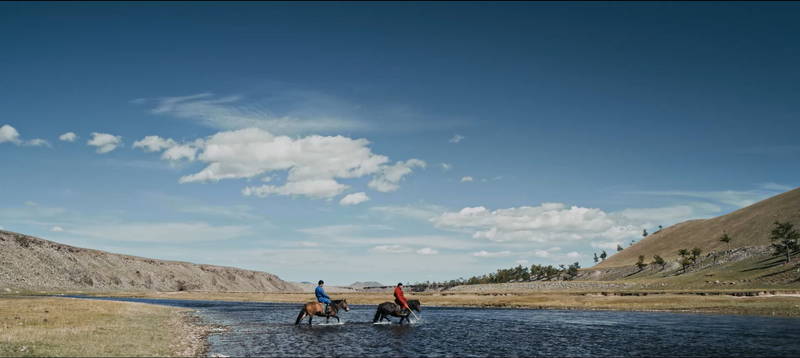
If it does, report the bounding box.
[449,134,465,143]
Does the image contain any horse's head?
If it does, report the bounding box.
[408,299,421,313]
[335,299,350,312]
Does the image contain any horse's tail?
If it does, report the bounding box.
[295,307,306,325]
[372,307,382,323]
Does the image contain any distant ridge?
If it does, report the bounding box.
[0,230,301,292]
[595,187,800,268]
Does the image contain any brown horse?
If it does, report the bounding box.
[295,299,350,325]
[372,299,421,324]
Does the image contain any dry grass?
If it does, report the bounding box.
[0,296,205,357]
[80,290,800,317]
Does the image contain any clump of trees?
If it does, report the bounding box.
[616,244,624,252]
[415,262,583,290]
[677,247,702,273]
[770,221,799,263]
[635,255,647,272]
[651,255,666,270]
[719,232,732,248]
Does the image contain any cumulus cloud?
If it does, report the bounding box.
[50,226,64,232]
[87,132,122,153]
[133,135,201,161]
[0,124,51,147]
[440,163,453,171]
[133,135,176,152]
[416,247,439,255]
[133,128,423,199]
[472,250,512,257]
[449,134,465,143]
[340,192,370,206]
[433,203,641,244]
[0,124,21,144]
[368,159,426,192]
[460,176,474,183]
[59,132,78,142]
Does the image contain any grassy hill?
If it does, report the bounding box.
[595,187,800,268]
[0,230,301,293]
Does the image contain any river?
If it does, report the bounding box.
[68,296,800,357]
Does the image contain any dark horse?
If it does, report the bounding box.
[295,299,350,325]
[372,299,421,324]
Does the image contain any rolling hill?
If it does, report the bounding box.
[595,187,800,268]
[0,230,301,293]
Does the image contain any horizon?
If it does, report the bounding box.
[2,2,799,285]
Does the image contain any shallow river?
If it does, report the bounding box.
[71,296,800,357]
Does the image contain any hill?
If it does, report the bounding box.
[0,230,301,293]
[595,187,800,268]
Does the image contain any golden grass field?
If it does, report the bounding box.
[79,289,800,317]
[0,296,208,357]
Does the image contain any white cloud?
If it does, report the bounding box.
[371,245,412,254]
[59,132,78,142]
[133,135,201,161]
[440,163,453,171]
[515,259,529,265]
[591,241,623,250]
[368,159,426,192]
[416,247,438,255]
[460,176,474,183]
[165,127,421,199]
[87,132,122,153]
[0,125,49,147]
[147,92,364,135]
[340,192,370,206]
[25,138,51,147]
[449,134,465,143]
[433,203,642,244]
[472,250,512,257]
[0,124,21,144]
[50,226,64,232]
[133,135,176,152]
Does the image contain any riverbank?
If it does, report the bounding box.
[63,289,800,318]
[0,296,211,357]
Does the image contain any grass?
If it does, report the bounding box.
[0,296,204,357]
[65,289,800,318]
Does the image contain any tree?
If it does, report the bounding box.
[719,232,732,249]
[678,248,702,273]
[616,244,624,252]
[600,250,607,261]
[593,252,599,263]
[566,262,580,280]
[657,225,663,232]
[635,255,647,272]
[769,221,800,263]
[652,255,665,270]
[643,229,649,238]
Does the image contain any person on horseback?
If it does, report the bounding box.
[394,282,410,311]
[315,280,331,313]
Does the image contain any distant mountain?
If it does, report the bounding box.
[595,187,800,268]
[0,230,302,292]
[349,281,385,288]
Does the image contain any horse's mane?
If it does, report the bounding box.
[332,299,345,304]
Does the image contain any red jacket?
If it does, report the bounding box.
[394,286,409,308]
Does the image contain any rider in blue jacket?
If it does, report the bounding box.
[315,280,331,313]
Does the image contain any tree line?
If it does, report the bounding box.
[413,262,582,290]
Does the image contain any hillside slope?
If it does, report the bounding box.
[0,230,301,292]
[595,187,800,268]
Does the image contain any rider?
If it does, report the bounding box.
[393,282,410,311]
[315,280,331,313]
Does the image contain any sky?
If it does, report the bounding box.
[1,2,799,285]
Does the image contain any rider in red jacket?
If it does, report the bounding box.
[394,282,409,310]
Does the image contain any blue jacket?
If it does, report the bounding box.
[315,285,331,304]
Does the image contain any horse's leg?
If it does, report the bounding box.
[334,315,340,323]
[308,315,313,325]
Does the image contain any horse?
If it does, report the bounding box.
[295,299,350,325]
[372,299,421,324]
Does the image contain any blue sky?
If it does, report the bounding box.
[1,2,798,285]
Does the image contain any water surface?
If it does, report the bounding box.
[69,296,800,357]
